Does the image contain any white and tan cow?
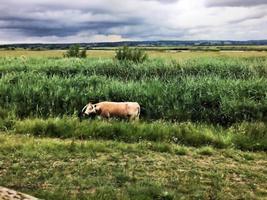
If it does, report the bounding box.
[80,101,140,120]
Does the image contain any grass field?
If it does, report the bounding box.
[0,56,266,124]
[0,49,266,199]
[1,133,266,200]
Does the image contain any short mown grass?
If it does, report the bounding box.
[0,133,266,200]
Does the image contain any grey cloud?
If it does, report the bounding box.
[145,0,179,3]
[0,0,266,43]
[0,1,146,38]
[206,0,267,7]
[229,12,266,24]
[1,17,143,37]
[0,0,183,41]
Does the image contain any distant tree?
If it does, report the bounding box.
[115,46,148,63]
[64,44,87,58]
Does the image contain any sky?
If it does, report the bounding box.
[0,0,267,44]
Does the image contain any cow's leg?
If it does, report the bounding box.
[106,112,110,120]
[132,107,140,121]
[101,111,110,121]
[134,106,140,121]
[129,115,139,122]
[135,111,140,121]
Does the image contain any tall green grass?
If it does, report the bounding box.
[0,56,266,124]
[10,117,266,151]
[0,72,266,124]
[0,57,266,79]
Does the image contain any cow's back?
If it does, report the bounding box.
[126,102,140,116]
[97,102,139,118]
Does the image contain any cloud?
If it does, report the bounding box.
[229,12,266,24]
[0,0,266,44]
[145,0,179,3]
[206,0,267,7]
[0,0,182,42]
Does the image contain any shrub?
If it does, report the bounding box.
[63,44,87,58]
[79,48,87,58]
[115,46,148,63]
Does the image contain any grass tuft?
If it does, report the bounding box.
[197,146,215,156]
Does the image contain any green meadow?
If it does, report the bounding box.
[0,49,266,199]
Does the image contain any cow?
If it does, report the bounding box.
[79,101,140,121]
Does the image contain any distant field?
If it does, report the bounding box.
[0,50,114,58]
[1,49,267,60]
[92,45,267,52]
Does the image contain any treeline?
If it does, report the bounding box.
[1,40,267,50]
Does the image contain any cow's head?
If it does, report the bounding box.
[84,103,97,115]
[78,103,97,120]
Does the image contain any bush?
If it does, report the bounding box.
[63,44,87,58]
[79,48,87,58]
[115,46,148,63]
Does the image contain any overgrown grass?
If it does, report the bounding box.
[197,146,215,156]
[2,117,264,151]
[0,57,266,79]
[0,72,266,124]
[0,52,266,199]
[0,56,266,124]
[0,133,266,200]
